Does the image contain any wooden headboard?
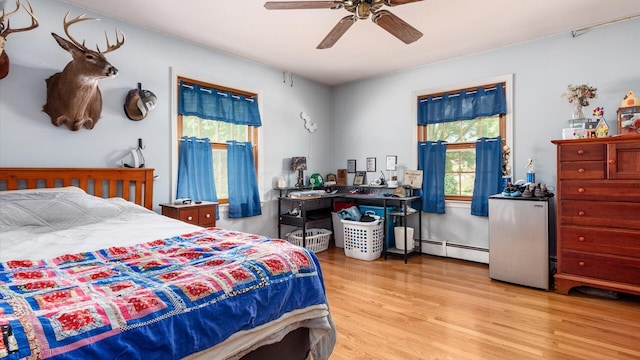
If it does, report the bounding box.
[0,168,155,209]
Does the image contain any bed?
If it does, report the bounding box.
[0,168,335,360]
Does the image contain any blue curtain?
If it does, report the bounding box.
[418,83,506,125]
[177,137,218,204]
[179,81,262,126]
[418,141,447,214]
[471,137,503,217]
[227,141,261,218]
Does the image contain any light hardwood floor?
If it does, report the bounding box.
[314,247,640,360]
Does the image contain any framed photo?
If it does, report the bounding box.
[366,157,376,172]
[403,170,423,188]
[353,171,366,186]
[337,169,347,185]
[386,155,397,171]
[347,159,356,173]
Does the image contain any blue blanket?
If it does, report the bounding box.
[0,228,329,359]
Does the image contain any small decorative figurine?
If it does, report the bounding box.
[620,91,639,108]
[593,106,609,138]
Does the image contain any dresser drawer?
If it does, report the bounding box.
[559,143,605,162]
[560,250,640,285]
[560,225,640,258]
[559,200,640,230]
[559,180,640,202]
[558,161,605,180]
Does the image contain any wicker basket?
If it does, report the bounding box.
[286,228,331,253]
[341,218,384,261]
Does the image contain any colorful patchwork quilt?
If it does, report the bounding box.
[0,228,329,359]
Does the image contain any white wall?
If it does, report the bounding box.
[332,17,640,261]
[0,0,334,238]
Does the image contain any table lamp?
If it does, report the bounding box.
[291,157,307,188]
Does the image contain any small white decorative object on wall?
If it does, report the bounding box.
[300,112,318,133]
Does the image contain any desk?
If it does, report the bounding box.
[277,191,422,263]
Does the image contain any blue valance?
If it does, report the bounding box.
[179,81,262,127]
[418,83,506,125]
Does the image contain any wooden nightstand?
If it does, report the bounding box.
[160,201,217,227]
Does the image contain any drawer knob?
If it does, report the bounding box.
[578,188,585,193]
[578,236,585,242]
[578,211,585,216]
[579,261,585,267]
[187,216,193,221]
[577,149,584,155]
[206,213,211,218]
[578,168,585,173]
[608,159,615,165]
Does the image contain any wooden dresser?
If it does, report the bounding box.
[552,136,640,294]
[551,136,640,295]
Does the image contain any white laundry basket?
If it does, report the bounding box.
[341,218,384,261]
[287,228,331,253]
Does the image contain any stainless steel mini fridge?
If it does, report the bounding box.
[488,195,551,290]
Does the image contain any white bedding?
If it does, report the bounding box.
[0,188,336,359]
[0,188,201,262]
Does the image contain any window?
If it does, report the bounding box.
[417,82,507,201]
[177,76,259,204]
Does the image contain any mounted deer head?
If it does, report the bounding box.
[43,12,125,131]
[0,0,39,79]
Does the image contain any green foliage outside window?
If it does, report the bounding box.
[182,115,250,199]
[426,115,500,197]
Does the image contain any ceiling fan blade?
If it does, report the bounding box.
[384,0,424,6]
[317,15,357,49]
[264,1,343,10]
[372,9,423,44]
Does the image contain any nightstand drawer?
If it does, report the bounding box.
[177,208,199,225]
[198,206,216,226]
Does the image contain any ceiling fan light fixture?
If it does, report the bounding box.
[356,1,371,19]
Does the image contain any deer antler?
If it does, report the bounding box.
[97,29,125,54]
[62,11,125,54]
[0,0,39,38]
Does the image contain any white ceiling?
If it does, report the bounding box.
[61,0,640,86]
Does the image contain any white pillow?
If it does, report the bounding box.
[0,186,86,195]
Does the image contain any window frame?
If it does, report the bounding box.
[414,75,513,202]
[171,72,261,205]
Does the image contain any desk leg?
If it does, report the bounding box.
[403,205,408,264]
[300,200,307,248]
[383,203,388,260]
[278,199,282,239]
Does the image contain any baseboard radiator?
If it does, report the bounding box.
[420,239,489,264]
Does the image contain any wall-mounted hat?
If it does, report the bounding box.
[124,82,157,121]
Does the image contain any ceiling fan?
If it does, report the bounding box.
[264,0,424,49]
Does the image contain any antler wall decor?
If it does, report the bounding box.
[0,0,39,79]
[42,12,125,131]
